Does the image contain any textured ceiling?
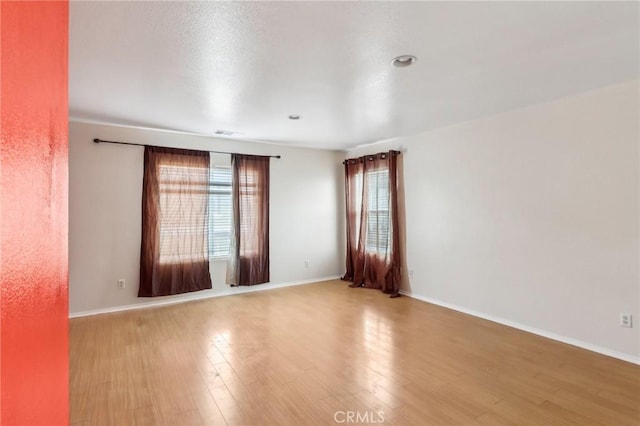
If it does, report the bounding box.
[69,2,639,150]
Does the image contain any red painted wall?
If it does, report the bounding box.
[1,1,69,424]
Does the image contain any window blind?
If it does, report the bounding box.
[366,169,390,254]
[209,166,232,257]
[157,163,210,264]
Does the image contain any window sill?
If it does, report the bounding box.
[210,256,229,262]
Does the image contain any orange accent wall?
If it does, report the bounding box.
[1,1,69,424]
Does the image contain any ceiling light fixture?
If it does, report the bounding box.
[288,115,301,120]
[391,55,417,68]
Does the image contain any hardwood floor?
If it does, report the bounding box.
[70,280,640,425]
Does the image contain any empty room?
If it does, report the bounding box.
[1,1,639,425]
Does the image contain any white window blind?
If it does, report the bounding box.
[157,163,209,264]
[366,169,390,254]
[354,168,390,255]
[209,166,232,258]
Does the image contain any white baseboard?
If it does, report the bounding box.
[69,275,341,319]
[399,290,640,366]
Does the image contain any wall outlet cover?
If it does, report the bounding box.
[620,313,632,328]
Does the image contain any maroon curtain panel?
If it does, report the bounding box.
[139,146,213,297]
[343,158,364,283]
[342,151,401,294]
[227,154,270,286]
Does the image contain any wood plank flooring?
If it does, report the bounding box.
[69,280,640,425]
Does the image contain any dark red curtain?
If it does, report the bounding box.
[226,154,270,286]
[342,151,401,294]
[139,146,212,297]
[343,158,364,284]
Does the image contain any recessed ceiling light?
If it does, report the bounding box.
[289,115,302,120]
[391,55,417,68]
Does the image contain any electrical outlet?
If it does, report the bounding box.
[408,269,414,278]
[117,279,126,289]
[304,260,310,268]
[620,313,632,328]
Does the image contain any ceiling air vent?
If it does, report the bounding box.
[214,130,235,136]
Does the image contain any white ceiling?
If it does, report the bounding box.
[69,1,639,150]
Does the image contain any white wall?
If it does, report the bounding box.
[70,81,639,362]
[69,122,344,314]
[347,80,640,362]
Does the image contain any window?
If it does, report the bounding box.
[209,165,232,258]
[237,166,261,256]
[366,168,390,254]
[157,163,210,264]
[354,167,391,255]
[157,161,231,261]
